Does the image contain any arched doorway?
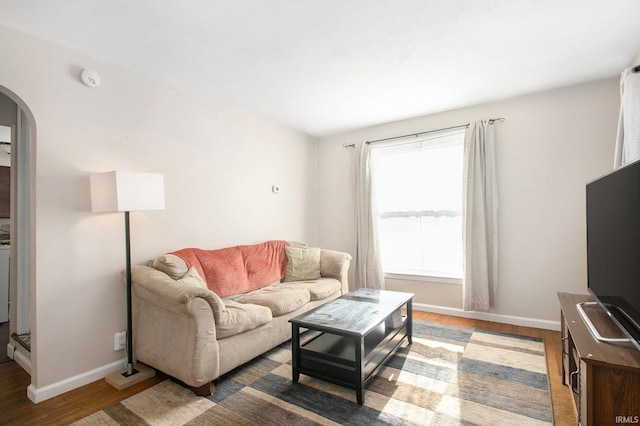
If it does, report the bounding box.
[0,86,35,379]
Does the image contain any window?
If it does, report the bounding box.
[370,128,465,280]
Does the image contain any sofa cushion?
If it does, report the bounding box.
[150,254,189,280]
[175,268,272,339]
[284,246,321,282]
[277,278,342,301]
[215,300,273,339]
[235,287,311,317]
[171,267,231,319]
[171,240,289,298]
[176,267,207,289]
[167,267,270,338]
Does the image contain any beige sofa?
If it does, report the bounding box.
[129,240,351,395]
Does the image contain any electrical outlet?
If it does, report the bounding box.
[114,331,126,351]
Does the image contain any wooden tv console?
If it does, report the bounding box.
[558,293,640,425]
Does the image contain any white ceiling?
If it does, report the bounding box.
[1,0,639,137]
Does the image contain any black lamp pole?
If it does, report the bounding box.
[123,211,138,377]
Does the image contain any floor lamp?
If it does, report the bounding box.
[90,171,165,389]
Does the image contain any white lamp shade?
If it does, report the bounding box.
[90,171,165,212]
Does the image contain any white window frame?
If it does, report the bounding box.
[371,128,465,285]
[384,272,462,285]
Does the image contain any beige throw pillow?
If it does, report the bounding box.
[284,246,321,282]
[150,254,189,279]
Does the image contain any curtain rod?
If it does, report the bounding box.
[363,117,505,146]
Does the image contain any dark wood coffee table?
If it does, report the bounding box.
[289,288,413,405]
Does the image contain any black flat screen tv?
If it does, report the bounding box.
[586,159,640,351]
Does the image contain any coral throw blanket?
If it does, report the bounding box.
[171,240,289,297]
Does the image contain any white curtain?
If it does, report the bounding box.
[354,143,385,289]
[462,121,498,311]
[614,67,640,168]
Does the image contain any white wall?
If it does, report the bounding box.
[0,24,318,399]
[318,78,620,326]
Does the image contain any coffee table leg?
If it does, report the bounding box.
[355,336,364,405]
[291,324,300,384]
[407,298,413,344]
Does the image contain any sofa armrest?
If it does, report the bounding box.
[131,266,222,314]
[320,249,352,294]
[130,265,221,387]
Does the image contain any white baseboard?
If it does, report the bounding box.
[8,339,32,375]
[413,302,561,331]
[13,347,31,375]
[27,359,124,404]
[6,341,13,359]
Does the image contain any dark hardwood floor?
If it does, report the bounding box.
[0,362,167,425]
[0,311,577,425]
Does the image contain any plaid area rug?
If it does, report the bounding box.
[74,319,552,425]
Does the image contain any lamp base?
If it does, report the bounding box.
[105,362,155,390]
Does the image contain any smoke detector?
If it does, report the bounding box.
[80,69,101,87]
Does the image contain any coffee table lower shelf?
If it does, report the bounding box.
[293,319,409,404]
